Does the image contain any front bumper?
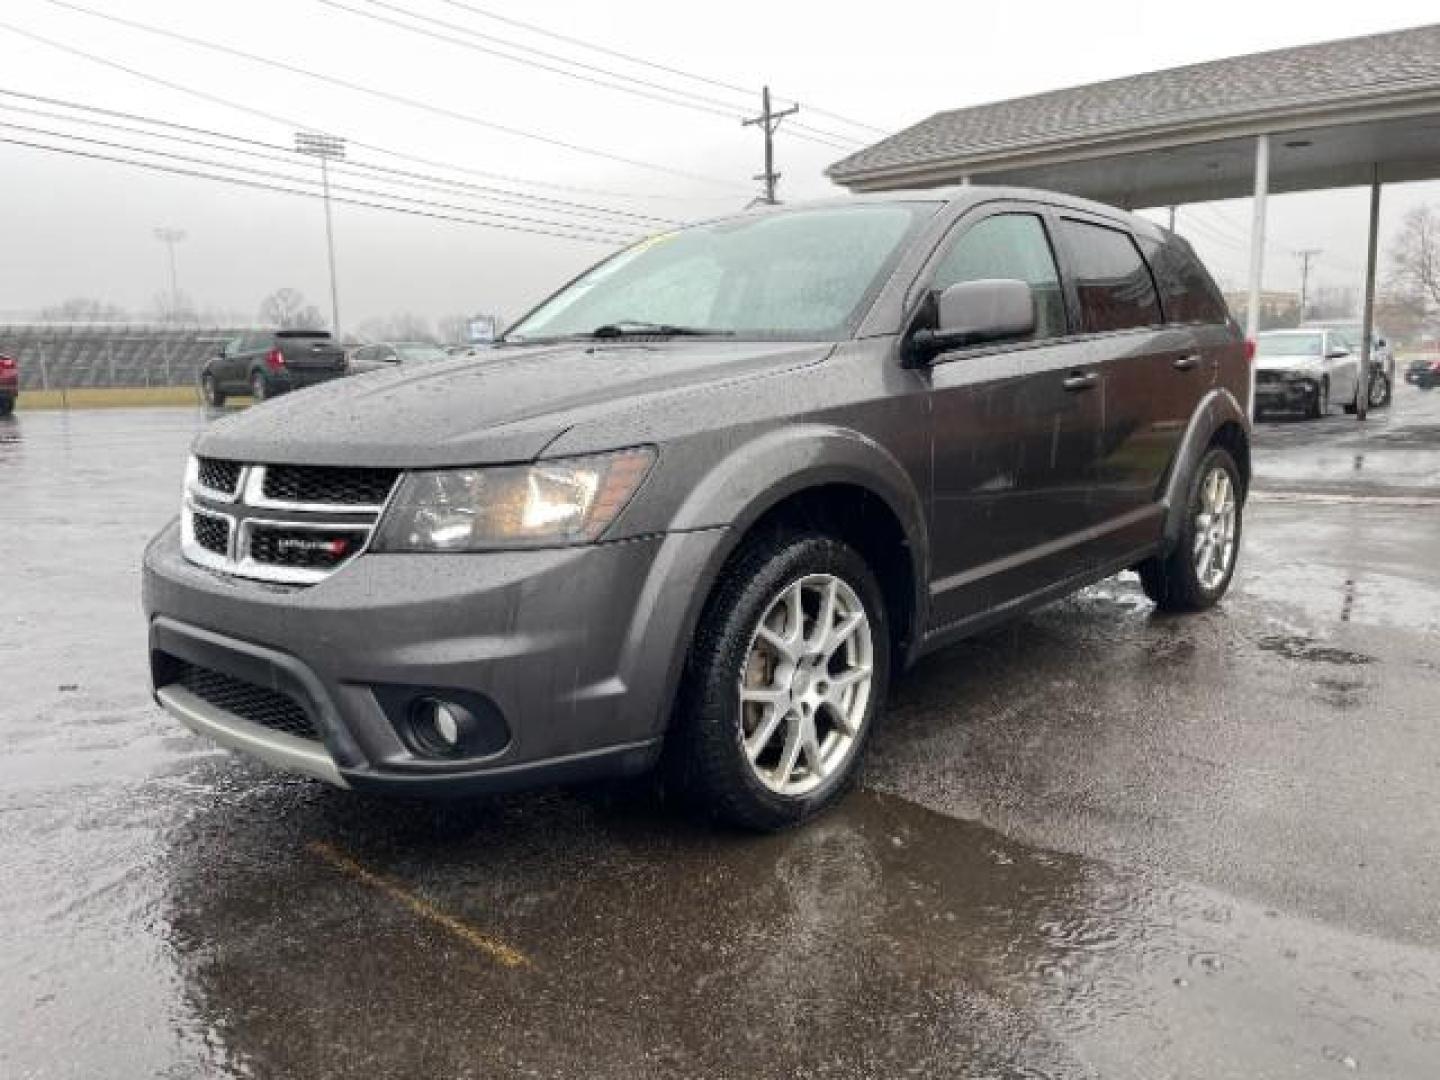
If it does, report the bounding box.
[1254,376,1321,413]
[142,520,726,795]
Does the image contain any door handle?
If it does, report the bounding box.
[1062,370,1099,392]
[1173,353,1202,371]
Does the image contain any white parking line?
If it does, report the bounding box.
[1251,490,1440,508]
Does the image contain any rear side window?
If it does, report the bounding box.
[930,213,1067,339]
[1141,236,1229,325]
[1059,219,1162,332]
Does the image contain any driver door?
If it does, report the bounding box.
[922,205,1106,630]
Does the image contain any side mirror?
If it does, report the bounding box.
[908,279,1035,365]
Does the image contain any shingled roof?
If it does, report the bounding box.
[828,24,1440,190]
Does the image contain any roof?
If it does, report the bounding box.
[828,24,1440,195]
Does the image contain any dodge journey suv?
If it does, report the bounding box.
[143,188,1250,830]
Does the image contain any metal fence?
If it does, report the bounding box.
[0,322,257,393]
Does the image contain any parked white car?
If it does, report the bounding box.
[1254,329,1362,419]
[1302,320,1394,409]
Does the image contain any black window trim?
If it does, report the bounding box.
[902,200,1078,363]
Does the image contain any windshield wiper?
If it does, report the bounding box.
[588,321,733,338]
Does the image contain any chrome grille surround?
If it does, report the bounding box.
[181,459,397,585]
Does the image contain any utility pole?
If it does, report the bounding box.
[1293,248,1322,321]
[1167,205,1177,232]
[295,132,346,334]
[153,227,186,321]
[742,87,799,205]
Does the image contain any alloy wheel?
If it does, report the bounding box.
[1192,466,1238,591]
[738,573,874,797]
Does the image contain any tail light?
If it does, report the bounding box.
[264,347,286,372]
[1429,359,1440,373]
[1243,339,1256,363]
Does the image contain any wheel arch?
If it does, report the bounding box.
[1159,388,1250,551]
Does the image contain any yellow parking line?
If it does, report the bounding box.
[307,840,531,969]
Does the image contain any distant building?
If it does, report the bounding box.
[1222,290,1300,331]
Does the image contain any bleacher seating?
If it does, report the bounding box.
[0,324,257,390]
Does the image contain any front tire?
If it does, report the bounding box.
[1307,379,1329,419]
[1139,446,1243,613]
[669,530,890,831]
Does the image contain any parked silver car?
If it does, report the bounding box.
[346,341,450,375]
[1302,320,1394,409]
[1254,329,1363,418]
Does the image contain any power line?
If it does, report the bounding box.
[0,89,679,228]
[313,0,864,151]
[427,0,890,137]
[36,0,753,190]
[0,124,642,244]
[0,118,641,240]
[0,18,729,207]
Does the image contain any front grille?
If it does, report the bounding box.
[261,464,397,507]
[192,511,230,556]
[249,525,363,570]
[196,456,242,495]
[173,660,319,742]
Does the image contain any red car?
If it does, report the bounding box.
[0,353,17,416]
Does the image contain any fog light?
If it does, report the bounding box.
[410,697,470,756]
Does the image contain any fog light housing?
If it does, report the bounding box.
[372,685,511,762]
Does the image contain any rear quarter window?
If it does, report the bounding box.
[1141,236,1230,325]
[1058,218,1163,333]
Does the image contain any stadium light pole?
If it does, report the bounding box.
[295,132,346,335]
[153,226,186,321]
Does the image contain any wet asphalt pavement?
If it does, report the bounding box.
[2,387,1439,1078]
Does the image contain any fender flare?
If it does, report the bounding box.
[637,425,930,732]
[1159,388,1250,550]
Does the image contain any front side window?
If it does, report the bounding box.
[1059,219,1163,332]
[930,213,1067,339]
[506,203,937,342]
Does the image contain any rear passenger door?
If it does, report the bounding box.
[922,205,1108,629]
[1052,215,1188,562]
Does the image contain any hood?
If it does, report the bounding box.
[196,339,831,467]
[1255,353,1323,375]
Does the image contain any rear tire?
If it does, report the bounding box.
[201,374,224,408]
[0,396,13,417]
[1139,446,1243,613]
[668,530,890,831]
[250,372,267,402]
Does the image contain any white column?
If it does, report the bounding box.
[1244,134,1270,420]
[1357,164,1381,422]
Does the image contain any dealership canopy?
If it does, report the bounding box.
[829,23,1440,418]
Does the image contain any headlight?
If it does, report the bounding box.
[371,448,655,552]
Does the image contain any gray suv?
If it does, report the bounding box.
[144,189,1250,829]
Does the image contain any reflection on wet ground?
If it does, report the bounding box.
[3,393,1440,1077]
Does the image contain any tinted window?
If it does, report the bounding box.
[1141,236,1229,324]
[930,213,1066,339]
[1060,219,1163,332]
[1257,333,1323,357]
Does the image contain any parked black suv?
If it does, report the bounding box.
[145,189,1250,829]
[201,329,347,406]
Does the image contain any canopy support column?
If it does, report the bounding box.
[1357,164,1382,422]
[1244,134,1270,421]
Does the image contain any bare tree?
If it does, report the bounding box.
[1390,206,1440,311]
[259,288,326,330]
[39,297,130,322]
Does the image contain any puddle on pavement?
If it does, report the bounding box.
[1256,634,1375,666]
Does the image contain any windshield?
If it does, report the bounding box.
[505,203,936,342]
[395,343,448,363]
[1258,333,1323,357]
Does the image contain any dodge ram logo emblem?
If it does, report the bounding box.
[277,536,350,557]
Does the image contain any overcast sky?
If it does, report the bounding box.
[1,0,1436,331]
